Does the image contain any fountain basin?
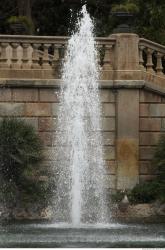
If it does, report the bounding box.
[0,221,165,248]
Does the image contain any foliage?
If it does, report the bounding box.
[7,15,34,34]
[0,118,53,207]
[128,135,165,204]
[0,0,165,44]
[152,135,165,180]
[111,1,139,14]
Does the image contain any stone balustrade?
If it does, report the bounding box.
[0,34,165,83]
[0,35,116,77]
[139,38,165,75]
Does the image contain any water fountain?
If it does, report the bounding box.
[54,5,108,226]
[0,5,165,248]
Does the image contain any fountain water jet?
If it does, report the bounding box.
[54,5,109,226]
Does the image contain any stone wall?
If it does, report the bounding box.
[0,81,165,190]
[139,90,165,182]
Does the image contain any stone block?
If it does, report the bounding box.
[140,90,161,103]
[39,117,57,131]
[102,103,115,116]
[105,160,116,174]
[161,97,165,103]
[161,118,165,131]
[139,146,156,160]
[149,104,165,117]
[43,147,54,161]
[102,132,115,145]
[139,175,156,183]
[103,146,115,160]
[139,161,155,174]
[0,88,12,101]
[100,89,115,102]
[52,103,60,116]
[140,104,150,116]
[0,103,24,116]
[140,132,161,145]
[140,118,161,131]
[12,88,38,102]
[39,132,52,146]
[25,103,51,116]
[104,174,116,189]
[20,117,38,129]
[39,89,59,102]
[101,117,115,131]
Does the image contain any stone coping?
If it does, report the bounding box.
[0,79,165,96]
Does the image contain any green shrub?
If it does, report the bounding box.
[111,1,139,14]
[0,118,53,206]
[153,135,165,180]
[128,135,165,204]
[7,16,34,34]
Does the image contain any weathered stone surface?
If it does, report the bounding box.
[20,117,38,129]
[104,174,116,189]
[140,104,150,116]
[103,146,115,160]
[102,103,115,116]
[0,103,24,116]
[52,103,60,116]
[139,161,155,174]
[161,118,165,131]
[139,174,156,182]
[102,132,115,145]
[13,88,38,102]
[149,104,165,117]
[140,132,161,145]
[140,118,161,131]
[101,117,115,131]
[117,138,139,189]
[39,117,57,131]
[140,90,161,103]
[25,103,51,116]
[116,90,139,189]
[116,204,156,218]
[105,160,117,174]
[39,89,59,102]
[100,89,115,102]
[139,146,156,160]
[39,132,52,146]
[0,88,12,101]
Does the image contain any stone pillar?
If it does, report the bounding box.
[116,89,139,189]
[113,33,139,70]
[111,33,140,80]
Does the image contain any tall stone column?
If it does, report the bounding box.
[116,89,139,189]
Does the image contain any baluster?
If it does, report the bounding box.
[146,48,154,73]
[31,43,41,69]
[156,52,163,75]
[0,43,10,68]
[97,44,103,67]
[21,43,30,69]
[11,43,19,69]
[139,45,145,70]
[103,45,113,70]
[52,44,60,70]
[42,43,51,69]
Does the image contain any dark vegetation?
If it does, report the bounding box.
[0,0,165,44]
[112,135,165,204]
[0,118,53,208]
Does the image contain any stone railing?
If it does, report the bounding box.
[0,35,116,79]
[0,34,165,82]
[139,38,165,75]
